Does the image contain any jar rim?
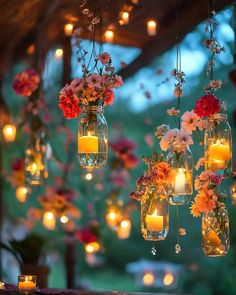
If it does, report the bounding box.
[82,105,103,112]
[209,113,227,121]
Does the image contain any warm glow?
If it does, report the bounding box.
[64,23,74,36]
[60,215,69,224]
[163,273,174,286]
[27,44,35,55]
[174,168,186,194]
[117,219,132,239]
[85,172,93,180]
[54,48,63,59]
[143,272,155,286]
[104,30,114,43]
[121,11,129,24]
[147,20,157,36]
[146,209,164,232]
[2,124,16,142]
[208,140,231,170]
[15,186,28,203]
[43,211,56,230]
[78,133,98,153]
[85,241,101,253]
[18,275,36,291]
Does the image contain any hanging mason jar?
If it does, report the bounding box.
[78,105,108,169]
[141,188,169,241]
[202,203,229,257]
[25,130,47,186]
[204,113,232,177]
[167,144,193,205]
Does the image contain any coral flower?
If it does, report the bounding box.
[59,85,81,119]
[97,52,111,65]
[104,89,115,106]
[13,69,40,96]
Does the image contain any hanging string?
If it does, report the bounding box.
[233,0,236,63]
[208,0,215,82]
[175,0,181,129]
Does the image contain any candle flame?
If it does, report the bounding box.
[151,209,158,216]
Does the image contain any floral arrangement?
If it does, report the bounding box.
[59,52,123,119]
[13,69,40,97]
[130,153,175,201]
[190,170,222,217]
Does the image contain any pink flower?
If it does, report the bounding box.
[59,84,81,119]
[176,129,193,150]
[144,134,154,147]
[13,69,40,96]
[104,89,115,106]
[110,170,130,187]
[195,157,205,170]
[113,75,123,88]
[210,174,222,185]
[86,73,103,88]
[160,128,179,151]
[181,110,202,134]
[97,52,111,65]
[70,78,84,94]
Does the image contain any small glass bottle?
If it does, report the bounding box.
[141,188,169,241]
[204,113,232,177]
[78,105,108,169]
[167,144,193,205]
[202,203,230,257]
[25,130,47,186]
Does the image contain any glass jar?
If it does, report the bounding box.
[167,145,193,205]
[78,105,108,169]
[105,198,123,230]
[141,188,169,241]
[202,204,230,257]
[25,130,47,186]
[204,113,232,177]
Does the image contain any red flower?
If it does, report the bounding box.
[104,89,115,106]
[12,158,24,171]
[59,85,81,119]
[121,153,139,169]
[194,94,220,117]
[110,138,136,154]
[76,228,97,244]
[13,69,40,96]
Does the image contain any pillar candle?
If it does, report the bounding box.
[78,134,98,153]
[146,210,164,231]
[174,168,186,194]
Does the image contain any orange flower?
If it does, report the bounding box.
[190,202,201,217]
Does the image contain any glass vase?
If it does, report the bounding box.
[141,189,169,241]
[204,113,232,177]
[25,130,47,186]
[202,204,230,257]
[78,105,108,169]
[167,145,193,205]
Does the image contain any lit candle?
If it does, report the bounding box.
[85,241,100,253]
[2,124,16,142]
[104,30,114,43]
[16,186,28,203]
[147,20,157,36]
[64,23,74,36]
[0,282,5,289]
[43,211,56,230]
[146,209,164,231]
[117,219,131,239]
[54,48,63,59]
[121,11,129,24]
[207,230,221,247]
[18,275,36,292]
[143,272,155,286]
[174,168,186,194]
[26,154,44,175]
[78,132,98,153]
[208,141,230,169]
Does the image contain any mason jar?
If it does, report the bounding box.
[141,188,169,241]
[78,105,108,168]
[167,144,193,205]
[202,204,230,257]
[204,113,232,177]
[25,130,47,186]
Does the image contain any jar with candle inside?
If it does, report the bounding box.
[105,197,123,230]
[78,105,108,168]
[167,144,193,205]
[202,202,229,257]
[25,128,47,186]
[204,113,232,177]
[141,187,169,241]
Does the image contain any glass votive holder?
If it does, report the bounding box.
[18,275,37,292]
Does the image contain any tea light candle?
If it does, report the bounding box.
[2,123,17,142]
[117,219,131,239]
[43,211,56,230]
[208,141,230,169]
[64,23,74,36]
[104,30,114,43]
[78,132,98,153]
[147,20,157,36]
[18,275,36,292]
[146,209,163,231]
[16,186,28,203]
[174,168,186,194]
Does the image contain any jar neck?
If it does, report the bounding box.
[169,143,187,153]
[82,105,103,114]
[209,113,227,123]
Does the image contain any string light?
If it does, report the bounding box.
[147,20,157,36]
[64,23,74,36]
[143,272,155,286]
[120,11,129,24]
[27,44,35,55]
[84,241,101,253]
[54,48,63,59]
[60,215,69,224]
[15,186,28,203]
[2,123,17,142]
[43,211,56,230]
[104,30,114,43]
[85,172,93,181]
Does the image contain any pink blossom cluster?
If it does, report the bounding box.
[181,110,205,134]
[190,170,222,217]
[59,52,123,119]
[159,128,193,152]
[13,69,40,96]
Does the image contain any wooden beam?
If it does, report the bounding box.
[118,0,232,79]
